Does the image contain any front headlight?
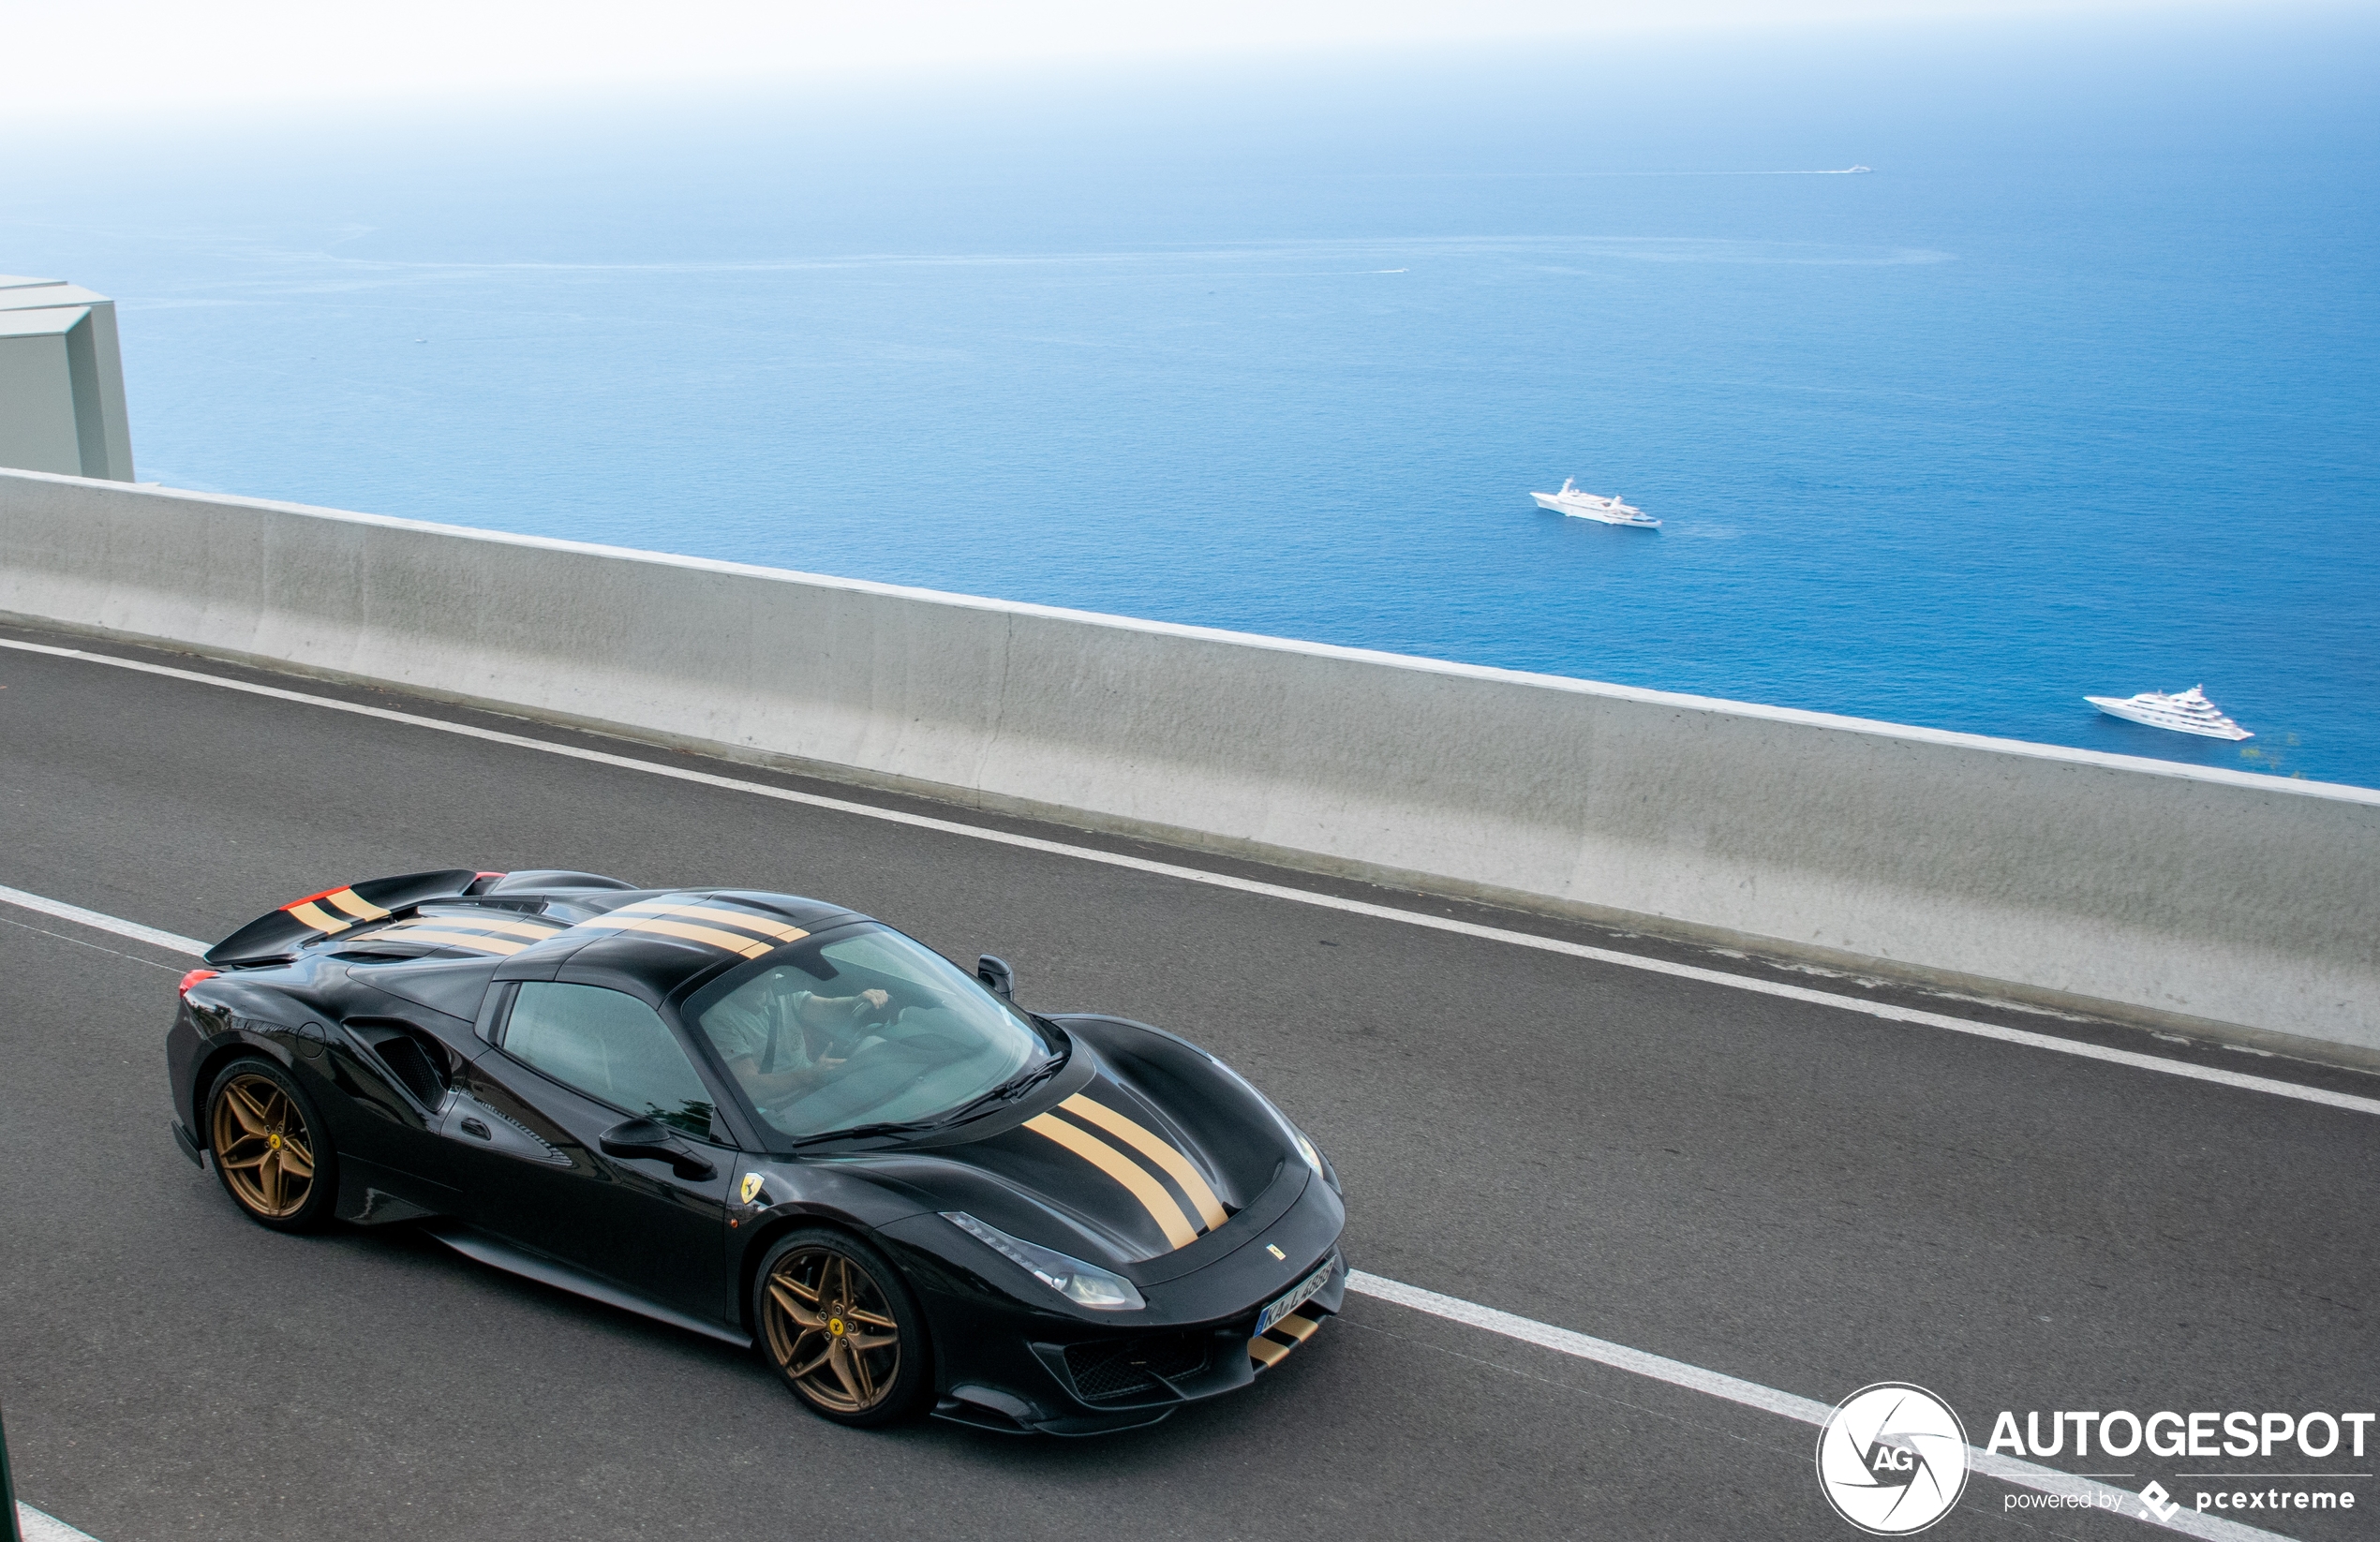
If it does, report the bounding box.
[1293,1127,1343,1194]
[942,1211,1145,1311]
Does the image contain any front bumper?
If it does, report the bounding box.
[932,1251,1347,1435]
[885,1167,1348,1436]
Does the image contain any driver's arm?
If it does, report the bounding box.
[794,987,891,1032]
[729,989,892,1105]
[730,1058,834,1104]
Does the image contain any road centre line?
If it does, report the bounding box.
[0,883,205,956]
[17,1504,101,1542]
[0,872,2298,1539]
[7,637,2376,1124]
[1346,1272,2290,1540]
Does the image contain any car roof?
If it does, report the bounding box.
[333,887,867,1001]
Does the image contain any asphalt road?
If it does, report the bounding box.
[3,621,2374,1542]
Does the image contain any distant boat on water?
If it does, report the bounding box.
[1531,478,1660,528]
[2086,685,2252,740]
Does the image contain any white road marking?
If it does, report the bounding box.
[17,1504,102,1542]
[1347,1272,2295,1540]
[0,882,205,956]
[4,637,2375,1121]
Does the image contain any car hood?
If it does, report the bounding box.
[855,1022,1308,1279]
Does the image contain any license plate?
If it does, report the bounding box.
[1257,1255,1335,1336]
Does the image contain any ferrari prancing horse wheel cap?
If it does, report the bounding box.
[211,1072,316,1220]
[762,1248,900,1415]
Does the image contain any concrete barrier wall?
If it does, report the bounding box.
[6,467,2376,1053]
[0,278,135,482]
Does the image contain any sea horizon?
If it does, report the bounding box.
[6,7,2373,785]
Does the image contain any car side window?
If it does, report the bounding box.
[503,982,719,1139]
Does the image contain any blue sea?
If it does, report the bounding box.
[6,10,2375,785]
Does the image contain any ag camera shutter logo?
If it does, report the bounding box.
[1817,1383,1970,1535]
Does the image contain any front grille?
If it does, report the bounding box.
[1063,1334,1209,1404]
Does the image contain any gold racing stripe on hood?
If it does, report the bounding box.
[1022,1113,1201,1251]
[321,888,391,921]
[611,900,809,943]
[284,901,351,935]
[1058,1093,1229,1232]
[570,914,775,958]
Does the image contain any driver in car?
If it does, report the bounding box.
[704,971,896,1105]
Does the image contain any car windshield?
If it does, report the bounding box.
[691,925,1046,1141]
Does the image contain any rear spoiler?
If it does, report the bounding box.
[204,869,484,967]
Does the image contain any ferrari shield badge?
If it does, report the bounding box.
[739,1173,766,1206]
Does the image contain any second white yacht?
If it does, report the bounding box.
[1531,479,1660,528]
[2085,685,2252,740]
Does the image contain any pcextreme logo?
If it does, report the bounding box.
[1816,1384,1971,1535]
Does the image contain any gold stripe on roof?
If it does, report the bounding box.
[613,900,808,942]
[572,914,775,959]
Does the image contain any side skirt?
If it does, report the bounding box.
[422,1223,754,1350]
[333,1156,461,1226]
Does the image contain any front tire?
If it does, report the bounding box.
[754,1228,930,1427]
[206,1056,336,1232]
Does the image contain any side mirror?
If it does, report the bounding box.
[976,954,1016,1001]
[599,1117,715,1179]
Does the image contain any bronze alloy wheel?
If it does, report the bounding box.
[212,1070,318,1220]
[762,1246,903,1416]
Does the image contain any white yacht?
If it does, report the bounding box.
[2085,685,2252,740]
[1531,478,1660,528]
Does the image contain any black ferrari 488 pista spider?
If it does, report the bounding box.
[167,868,1346,1434]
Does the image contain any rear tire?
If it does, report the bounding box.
[206,1056,337,1232]
[754,1227,930,1427]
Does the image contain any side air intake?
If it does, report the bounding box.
[346,1021,451,1108]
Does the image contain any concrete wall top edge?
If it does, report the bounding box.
[0,306,89,338]
[6,466,2368,807]
[0,284,110,312]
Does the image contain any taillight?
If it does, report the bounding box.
[178,969,219,996]
[466,870,508,894]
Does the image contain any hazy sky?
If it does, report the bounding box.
[2,0,2298,124]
